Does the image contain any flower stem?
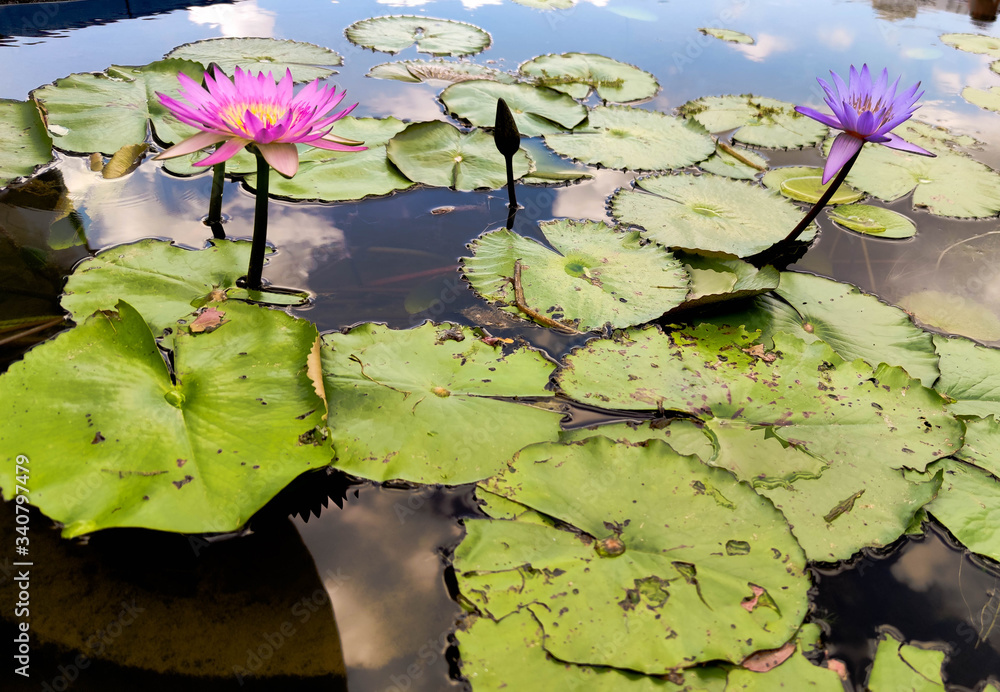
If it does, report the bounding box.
[749,147,863,268]
[246,148,270,291]
[207,162,225,224]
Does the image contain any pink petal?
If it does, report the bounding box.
[256,142,300,177]
[881,133,935,157]
[153,131,229,160]
[309,135,367,152]
[823,132,864,184]
[194,137,250,167]
[795,105,843,129]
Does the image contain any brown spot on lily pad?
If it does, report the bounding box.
[189,307,227,334]
[172,475,194,489]
[176,458,187,467]
[92,432,105,444]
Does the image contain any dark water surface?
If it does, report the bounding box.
[3,0,1000,689]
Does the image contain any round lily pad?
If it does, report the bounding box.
[457,436,810,672]
[367,59,515,84]
[345,15,491,57]
[0,99,53,188]
[610,173,814,258]
[320,322,562,484]
[679,95,828,150]
[940,32,1000,57]
[699,28,754,44]
[165,37,342,82]
[762,166,864,204]
[519,53,659,103]
[543,106,715,171]
[461,219,689,331]
[441,81,587,136]
[0,300,331,537]
[899,290,1000,342]
[386,120,531,190]
[826,204,915,239]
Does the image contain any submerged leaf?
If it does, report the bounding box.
[900,290,1000,342]
[826,204,916,239]
[345,15,491,57]
[762,166,864,204]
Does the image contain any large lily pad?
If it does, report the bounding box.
[927,459,1000,564]
[519,53,658,103]
[543,106,714,171]
[461,220,690,332]
[164,37,343,82]
[440,81,587,136]
[829,123,1000,218]
[933,334,1000,417]
[762,166,864,204]
[367,59,515,84]
[866,631,946,691]
[678,95,828,149]
[457,436,810,673]
[320,322,561,484]
[557,324,962,473]
[826,204,916,239]
[0,100,54,188]
[609,173,813,258]
[245,117,413,201]
[703,271,940,387]
[0,300,331,537]
[899,290,1000,342]
[61,239,284,338]
[345,15,491,57]
[32,59,205,155]
[386,121,531,190]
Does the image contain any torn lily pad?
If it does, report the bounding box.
[386,121,531,190]
[560,418,716,460]
[954,416,1000,478]
[671,252,779,312]
[0,301,331,537]
[866,630,946,691]
[345,15,491,57]
[762,166,864,204]
[543,106,714,171]
[367,59,515,84]
[927,459,1000,564]
[610,173,813,258]
[826,204,916,239]
[461,220,689,332]
[457,436,809,673]
[679,95,828,149]
[699,28,754,44]
[697,143,768,180]
[441,81,587,136]
[933,334,1000,417]
[519,53,658,103]
[0,100,54,188]
[165,37,343,82]
[320,322,561,484]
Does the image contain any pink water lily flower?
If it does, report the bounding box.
[795,64,934,184]
[154,66,365,177]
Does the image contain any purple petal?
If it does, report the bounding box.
[193,137,250,167]
[257,142,300,177]
[830,70,849,100]
[873,68,889,98]
[795,105,843,129]
[855,110,877,138]
[823,132,865,184]
[153,131,229,160]
[881,133,935,157]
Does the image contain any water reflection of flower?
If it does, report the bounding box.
[796,64,934,184]
[153,66,365,177]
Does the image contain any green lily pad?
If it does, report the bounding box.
[961,85,1000,113]
[386,121,531,190]
[441,81,587,136]
[697,143,768,180]
[519,53,658,103]
[557,324,962,473]
[0,300,331,537]
[940,32,1000,57]
[726,624,845,691]
[319,322,561,484]
[461,220,689,332]
[560,419,716,460]
[866,631,945,691]
[367,59,515,84]
[927,459,1000,564]
[609,173,814,258]
[672,252,780,311]
[543,106,714,171]
[678,95,828,149]
[933,334,1000,417]
[954,416,1000,478]
[829,125,1000,218]
[704,271,940,387]
[899,290,1000,342]
[32,59,205,156]
[457,436,810,672]
[61,239,300,339]
[762,166,865,204]
[345,15,491,57]
[164,37,343,82]
[457,611,729,691]
[0,100,54,188]
[244,117,413,201]
[699,28,754,44]
[519,137,593,184]
[826,204,916,239]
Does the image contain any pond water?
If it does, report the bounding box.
[3,0,1000,690]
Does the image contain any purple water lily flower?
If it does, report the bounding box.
[795,64,934,184]
[154,66,365,178]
